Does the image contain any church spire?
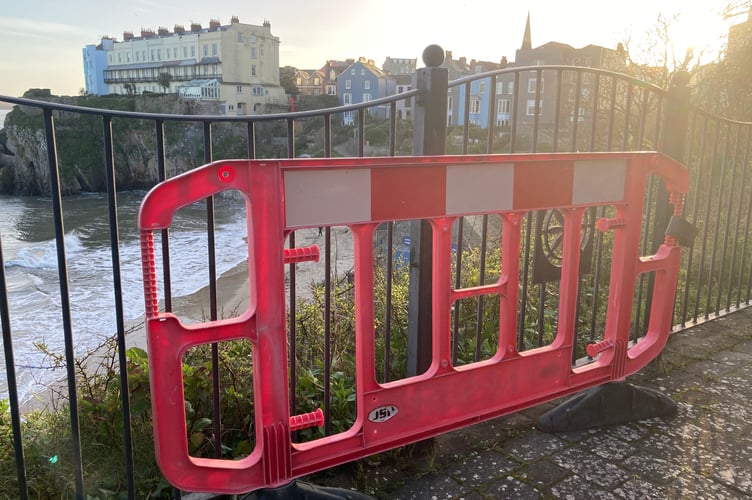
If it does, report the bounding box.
[521,12,532,50]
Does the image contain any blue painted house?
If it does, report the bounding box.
[337,57,395,125]
[82,38,113,95]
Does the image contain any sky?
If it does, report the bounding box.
[0,0,741,100]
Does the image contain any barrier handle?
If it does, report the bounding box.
[289,408,325,431]
[139,160,251,230]
[284,245,320,264]
[586,339,614,358]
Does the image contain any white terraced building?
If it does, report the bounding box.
[84,17,286,115]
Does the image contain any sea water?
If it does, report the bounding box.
[0,191,249,404]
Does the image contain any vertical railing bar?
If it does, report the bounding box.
[736,128,752,306]
[462,82,471,154]
[724,125,745,311]
[155,119,172,311]
[714,122,736,313]
[289,232,297,415]
[589,206,606,341]
[517,213,533,349]
[589,74,600,151]
[537,284,546,347]
[43,108,85,497]
[635,88,649,148]
[570,70,582,152]
[705,123,729,317]
[486,75,497,153]
[551,68,563,152]
[0,237,27,498]
[287,118,295,158]
[323,227,332,434]
[201,120,222,458]
[606,77,618,150]
[621,83,633,150]
[474,216,489,361]
[102,116,135,498]
[383,222,394,382]
[692,117,713,320]
[246,120,257,159]
[531,68,542,152]
[357,110,365,157]
[389,102,397,156]
[510,72,520,153]
[452,218,464,364]
[701,123,723,319]
[680,111,701,326]
[324,113,332,157]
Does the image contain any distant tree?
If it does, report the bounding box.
[279,66,299,96]
[157,73,172,93]
[621,12,707,88]
[123,83,136,96]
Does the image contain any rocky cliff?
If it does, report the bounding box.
[0,91,233,195]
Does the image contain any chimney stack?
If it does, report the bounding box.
[190,22,202,32]
[123,31,133,41]
[174,24,185,34]
[209,19,220,30]
[231,15,239,24]
[158,27,169,36]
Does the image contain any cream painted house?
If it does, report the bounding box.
[93,17,286,115]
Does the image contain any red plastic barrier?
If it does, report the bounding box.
[139,152,689,494]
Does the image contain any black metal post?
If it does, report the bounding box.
[407,45,447,376]
[653,71,691,250]
[643,71,691,329]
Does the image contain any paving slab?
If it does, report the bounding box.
[313,309,752,499]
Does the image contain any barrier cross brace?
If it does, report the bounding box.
[138,152,689,495]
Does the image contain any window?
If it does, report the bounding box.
[344,93,351,105]
[212,43,217,56]
[526,99,542,116]
[203,45,208,56]
[237,85,243,93]
[191,46,195,57]
[364,80,370,90]
[479,81,486,94]
[497,99,510,113]
[313,77,320,85]
[251,64,256,76]
[363,93,372,102]
[150,49,154,61]
[251,35,257,43]
[496,82,503,94]
[528,77,544,93]
[183,47,187,58]
[351,69,356,75]
[360,68,365,76]
[296,77,302,85]
[330,70,335,80]
[251,47,257,58]
[237,32,244,42]
[157,49,161,61]
[136,51,139,62]
[470,98,480,114]
[345,79,351,89]
[448,96,453,109]
[118,53,121,63]
[326,85,336,95]
[508,81,514,94]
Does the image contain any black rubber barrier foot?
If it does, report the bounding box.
[536,381,677,433]
[241,479,375,500]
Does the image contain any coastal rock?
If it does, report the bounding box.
[0,92,222,195]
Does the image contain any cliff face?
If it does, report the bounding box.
[0,93,223,196]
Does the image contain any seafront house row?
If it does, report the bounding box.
[81,15,628,127]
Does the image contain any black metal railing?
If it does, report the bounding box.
[0,49,750,498]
